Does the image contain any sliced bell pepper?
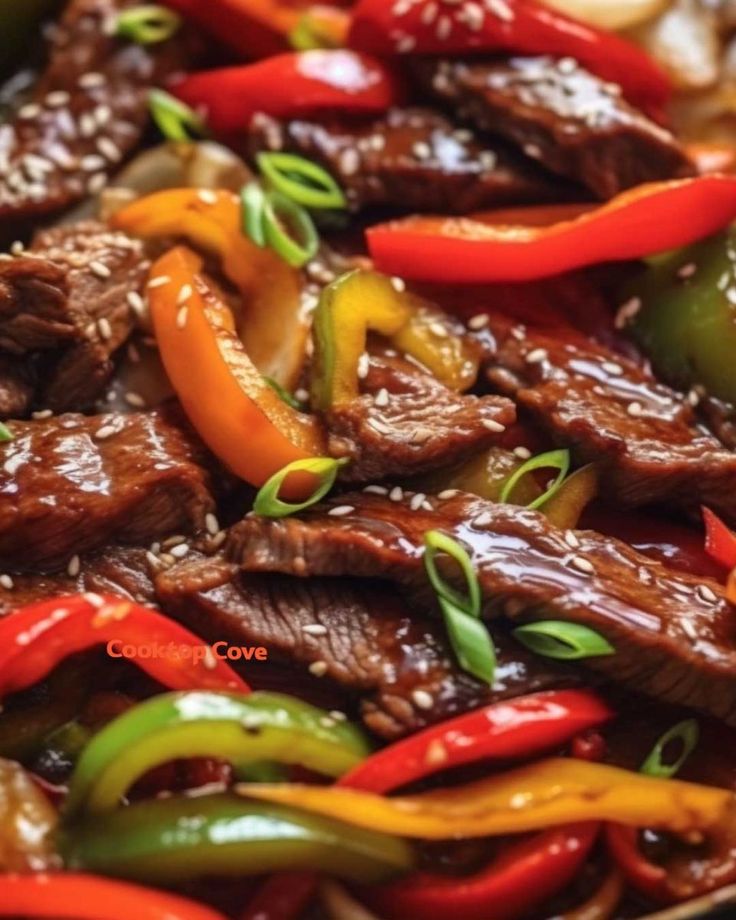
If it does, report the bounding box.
[113,189,308,389]
[239,757,735,839]
[172,51,401,136]
[64,690,370,816]
[562,867,623,920]
[312,269,477,409]
[145,246,326,496]
[367,177,736,283]
[702,507,736,571]
[0,758,59,871]
[0,594,247,702]
[542,464,599,530]
[415,447,542,506]
[0,873,228,920]
[364,823,598,920]
[59,793,414,884]
[347,0,670,115]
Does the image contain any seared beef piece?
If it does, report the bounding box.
[478,315,736,526]
[330,353,515,482]
[248,107,564,213]
[0,357,34,417]
[156,553,571,738]
[229,491,736,727]
[0,546,156,615]
[414,57,693,199]
[0,222,144,413]
[0,406,216,571]
[0,0,189,224]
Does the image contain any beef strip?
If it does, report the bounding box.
[0,221,144,413]
[156,552,572,738]
[414,56,694,199]
[330,352,516,482]
[0,0,190,225]
[0,406,216,571]
[228,491,736,727]
[0,356,34,417]
[248,107,565,213]
[477,314,736,526]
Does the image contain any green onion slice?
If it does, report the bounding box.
[149,89,207,142]
[241,182,266,248]
[513,620,614,661]
[262,190,319,268]
[0,422,13,442]
[115,5,181,44]
[257,152,346,211]
[640,719,699,779]
[264,376,304,411]
[424,530,481,618]
[441,597,496,686]
[253,457,347,518]
[500,448,571,511]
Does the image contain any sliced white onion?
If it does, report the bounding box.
[541,0,671,31]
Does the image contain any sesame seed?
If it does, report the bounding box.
[412,689,434,710]
[473,511,494,527]
[328,505,355,517]
[571,555,595,574]
[391,276,406,292]
[438,489,460,499]
[94,425,117,440]
[89,260,111,279]
[389,486,404,502]
[126,291,146,316]
[205,513,220,535]
[67,555,80,577]
[410,492,427,511]
[602,361,623,376]
[176,306,188,329]
[145,550,162,569]
[357,353,370,379]
[45,91,70,108]
[169,543,190,559]
[429,321,448,338]
[468,313,490,330]
[302,624,328,636]
[197,189,218,205]
[687,388,701,407]
[31,409,53,420]
[0,574,14,590]
[565,531,581,549]
[513,446,532,460]
[482,419,506,433]
[96,137,122,162]
[80,154,107,173]
[87,173,107,194]
[412,141,432,160]
[525,348,548,364]
[124,391,146,408]
[18,104,41,119]
[97,317,113,340]
[627,401,643,417]
[79,72,106,88]
[10,241,24,255]
[309,660,328,677]
[363,485,388,495]
[148,275,170,289]
[338,149,360,176]
[678,262,697,280]
[94,104,112,126]
[177,284,193,305]
[374,388,390,408]
[697,584,718,604]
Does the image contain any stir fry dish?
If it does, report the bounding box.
[7,2,736,919]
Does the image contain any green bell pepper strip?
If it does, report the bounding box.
[59,793,414,884]
[65,690,370,816]
[626,228,736,406]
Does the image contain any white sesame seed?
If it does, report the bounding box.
[302,624,328,636]
[94,425,117,440]
[412,141,432,160]
[148,275,171,289]
[18,104,41,120]
[602,361,623,376]
[309,660,328,677]
[525,348,548,364]
[468,313,490,330]
[87,173,107,194]
[338,149,360,176]
[80,154,107,173]
[571,556,595,574]
[94,104,112,126]
[429,321,448,338]
[197,189,218,205]
[67,555,81,577]
[10,241,24,256]
[176,306,188,329]
[627,401,644,417]
[697,584,718,604]
[169,543,190,559]
[0,574,14,590]
[513,446,532,460]
[410,492,427,511]
[46,91,71,108]
[79,72,106,88]
[374,387,390,408]
[412,689,434,710]
[390,276,406,292]
[328,505,355,517]
[124,391,146,408]
[177,284,193,305]
[31,409,53,420]
[96,137,122,162]
[97,317,113,340]
[473,511,494,527]
[438,489,460,499]
[126,291,146,316]
[363,485,388,495]
[389,486,404,502]
[205,513,220,535]
[357,353,370,379]
[89,260,111,279]
[565,531,581,549]
[482,419,506,433]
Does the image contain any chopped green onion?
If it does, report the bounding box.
[148,89,207,143]
[500,448,571,511]
[441,597,496,686]
[262,190,319,268]
[114,5,181,44]
[257,152,346,211]
[288,10,341,51]
[0,422,13,442]
[424,530,481,618]
[241,182,266,248]
[640,719,699,779]
[513,621,614,661]
[264,376,304,411]
[253,457,348,518]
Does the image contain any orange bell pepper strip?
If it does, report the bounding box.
[367,177,736,283]
[113,189,308,389]
[238,757,736,839]
[148,246,326,497]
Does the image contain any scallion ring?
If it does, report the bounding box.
[0,422,13,443]
[241,181,266,248]
[148,89,207,143]
[640,719,699,779]
[264,376,304,411]
[441,597,496,685]
[262,190,319,268]
[257,153,346,211]
[253,457,348,518]
[500,449,571,511]
[114,5,181,44]
[512,620,614,661]
[424,530,481,618]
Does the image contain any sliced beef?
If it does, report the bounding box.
[0,357,34,418]
[156,553,572,738]
[0,221,144,413]
[0,0,190,225]
[477,315,736,526]
[0,406,216,571]
[414,57,693,199]
[248,107,564,213]
[228,491,736,727]
[330,352,515,482]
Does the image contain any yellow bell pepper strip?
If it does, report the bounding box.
[238,757,736,839]
[415,447,542,506]
[311,269,477,410]
[146,246,326,497]
[64,690,370,817]
[113,188,308,389]
[542,464,599,530]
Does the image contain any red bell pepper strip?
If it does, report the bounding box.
[347,0,670,115]
[0,873,227,920]
[242,690,611,920]
[367,177,736,283]
[605,825,669,902]
[172,50,401,136]
[0,594,248,700]
[702,507,736,571]
[364,823,599,920]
